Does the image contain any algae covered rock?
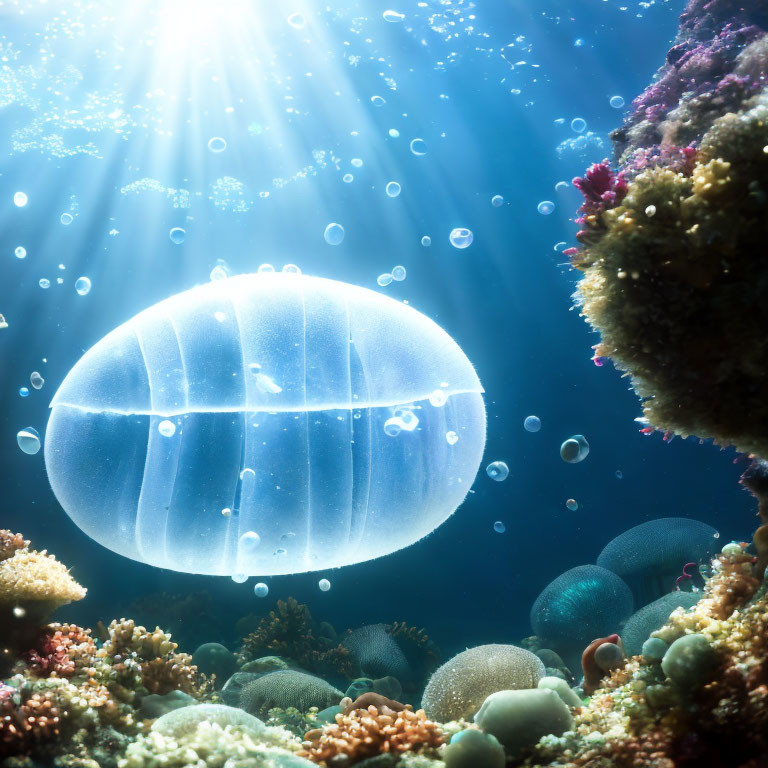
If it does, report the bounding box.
[474,688,574,759]
[421,644,544,722]
[191,642,237,685]
[444,728,505,768]
[661,633,719,690]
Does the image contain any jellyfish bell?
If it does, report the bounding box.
[44,272,486,577]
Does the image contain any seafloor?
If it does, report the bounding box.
[3,0,768,766]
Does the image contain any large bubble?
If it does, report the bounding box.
[45,273,486,576]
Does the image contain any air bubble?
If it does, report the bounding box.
[75,276,92,296]
[254,582,269,597]
[13,191,28,207]
[324,222,345,246]
[377,273,393,287]
[15,247,26,259]
[385,181,401,198]
[446,431,459,445]
[318,578,331,591]
[391,265,406,281]
[208,136,227,153]
[570,118,587,134]
[409,138,428,156]
[421,235,431,247]
[486,461,509,482]
[449,228,473,249]
[17,427,41,456]
[383,9,405,22]
[493,521,506,533]
[169,227,186,244]
[491,195,504,207]
[60,213,73,225]
[158,420,176,438]
[537,200,555,216]
[30,372,44,390]
[523,415,541,432]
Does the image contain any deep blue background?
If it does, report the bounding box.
[0,0,756,660]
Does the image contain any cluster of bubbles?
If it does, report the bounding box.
[556,132,608,164]
[486,461,509,482]
[377,265,406,286]
[449,228,473,249]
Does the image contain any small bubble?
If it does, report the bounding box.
[158,419,176,437]
[574,38,585,47]
[384,417,402,437]
[493,521,506,533]
[371,95,387,107]
[169,227,186,244]
[610,95,625,109]
[446,430,459,445]
[421,235,432,247]
[560,434,590,463]
[570,118,587,133]
[555,181,569,193]
[391,265,406,281]
[240,468,255,480]
[254,582,269,597]
[429,389,448,407]
[231,573,248,584]
[14,246,26,259]
[208,136,227,153]
[537,200,555,215]
[17,427,40,455]
[75,276,92,296]
[13,606,26,618]
[554,242,567,252]
[523,415,541,432]
[287,12,305,28]
[282,264,301,274]
[409,138,428,156]
[30,371,44,390]
[351,158,363,168]
[239,531,261,552]
[343,173,354,183]
[566,498,578,511]
[389,128,400,138]
[221,507,232,517]
[324,222,345,245]
[13,191,28,207]
[39,278,50,289]
[318,578,331,591]
[486,461,509,482]
[645,205,656,217]
[383,9,405,22]
[385,181,401,198]
[449,228,473,249]
[19,387,29,398]
[60,212,73,225]
[257,264,275,273]
[210,265,229,281]
[275,548,287,556]
[378,273,393,287]
[615,469,623,479]
[491,195,504,207]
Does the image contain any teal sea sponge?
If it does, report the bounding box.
[574,89,768,458]
[474,688,574,759]
[621,591,701,656]
[421,644,544,722]
[444,728,506,768]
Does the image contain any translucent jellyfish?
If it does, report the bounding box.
[421,236,432,247]
[318,578,331,591]
[523,415,541,432]
[566,498,578,511]
[169,227,186,245]
[391,265,406,282]
[75,277,92,296]
[17,427,41,455]
[537,200,555,215]
[324,223,345,246]
[491,195,504,207]
[15,247,26,259]
[493,521,506,533]
[13,191,28,207]
[385,181,401,198]
[30,372,44,390]
[609,95,625,109]
[45,273,486,576]
[560,435,590,463]
[449,228,473,249]
[486,461,509,482]
[254,583,269,597]
[383,9,405,22]
[60,213,74,226]
[208,137,227,153]
[571,118,587,133]
[409,138,428,156]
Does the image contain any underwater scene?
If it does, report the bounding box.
[2,0,768,765]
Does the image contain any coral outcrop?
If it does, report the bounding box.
[568,0,768,458]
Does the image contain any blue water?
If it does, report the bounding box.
[0,0,756,655]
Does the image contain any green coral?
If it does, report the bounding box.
[575,90,768,457]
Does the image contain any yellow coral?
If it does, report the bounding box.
[0,549,86,608]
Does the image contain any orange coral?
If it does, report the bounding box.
[0,531,29,562]
[26,624,96,678]
[300,704,444,765]
[140,653,201,696]
[0,685,62,757]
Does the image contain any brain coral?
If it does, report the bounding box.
[420,644,544,722]
[530,565,633,659]
[620,591,701,656]
[239,670,342,718]
[597,518,718,604]
[342,624,412,681]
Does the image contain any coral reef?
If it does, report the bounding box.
[621,591,701,656]
[569,0,768,457]
[238,598,353,679]
[421,644,544,722]
[343,624,412,683]
[239,670,343,718]
[299,705,444,765]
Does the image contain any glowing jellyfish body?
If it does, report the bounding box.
[44,273,486,576]
[560,435,590,463]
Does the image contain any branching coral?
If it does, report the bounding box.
[238,597,353,679]
[299,705,444,765]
